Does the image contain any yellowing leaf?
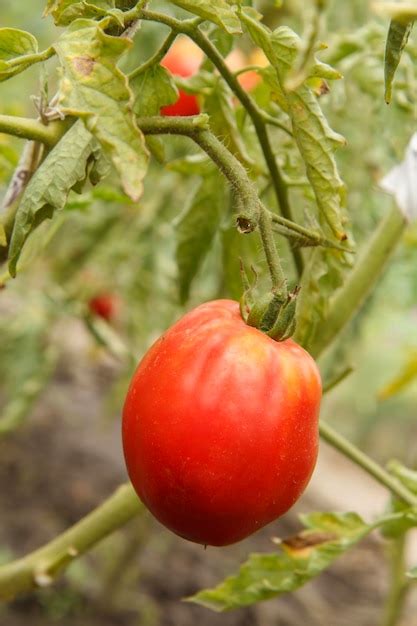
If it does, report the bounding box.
[54,20,149,201]
[188,512,370,611]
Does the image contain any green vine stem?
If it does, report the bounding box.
[381,534,410,626]
[258,206,288,295]
[139,9,303,277]
[0,115,66,146]
[0,483,142,600]
[319,421,417,507]
[303,206,406,358]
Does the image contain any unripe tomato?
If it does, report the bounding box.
[88,293,119,322]
[160,37,203,117]
[122,300,321,546]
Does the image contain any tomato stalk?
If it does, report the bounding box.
[138,9,303,277]
[0,114,66,147]
[304,206,406,358]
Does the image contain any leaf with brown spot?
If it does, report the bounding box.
[54,19,149,201]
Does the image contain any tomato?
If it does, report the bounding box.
[88,293,119,322]
[225,48,269,93]
[160,37,203,117]
[122,300,321,546]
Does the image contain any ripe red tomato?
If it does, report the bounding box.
[122,300,321,546]
[160,37,203,117]
[88,294,119,322]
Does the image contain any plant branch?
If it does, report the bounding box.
[381,534,410,626]
[304,206,406,358]
[0,115,66,146]
[0,483,142,601]
[139,9,303,276]
[319,421,417,507]
[258,206,288,294]
[137,115,261,230]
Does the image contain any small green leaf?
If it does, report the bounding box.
[131,64,178,116]
[167,0,242,34]
[0,28,38,59]
[384,20,414,104]
[241,10,347,240]
[54,19,149,201]
[8,121,94,277]
[0,28,39,82]
[407,566,417,579]
[176,171,226,303]
[188,512,370,611]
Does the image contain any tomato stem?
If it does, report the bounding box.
[319,420,417,508]
[139,9,303,278]
[303,206,406,358]
[0,114,67,147]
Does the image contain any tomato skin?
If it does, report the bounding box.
[88,294,119,322]
[122,300,321,546]
[160,38,202,117]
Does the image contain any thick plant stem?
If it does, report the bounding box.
[319,421,417,507]
[381,534,410,626]
[0,115,65,146]
[305,206,406,358]
[0,483,142,601]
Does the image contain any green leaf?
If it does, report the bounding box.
[0,28,39,82]
[44,0,118,26]
[384,20,414,104]
[54,19,149,201]
[188,512,370,611]
[8,121,94,277]
[176,171,226,303]
[167,0,242,34]
[241,10,347,241]
[131,64,178,116]
[407,566,417,579]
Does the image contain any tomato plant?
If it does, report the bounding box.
[123,299,321,546]
[0,1,417,624]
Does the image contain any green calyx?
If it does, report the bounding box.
[243,287,299,341]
